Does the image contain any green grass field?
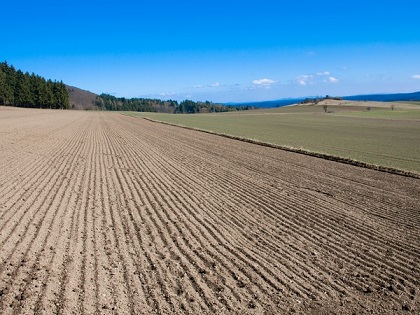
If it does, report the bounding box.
[125,103,420,173]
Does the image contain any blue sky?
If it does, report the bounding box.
[3,0,420,102]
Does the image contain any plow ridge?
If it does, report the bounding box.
[0,109,419,314]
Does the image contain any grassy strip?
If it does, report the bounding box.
[143,117,420,179]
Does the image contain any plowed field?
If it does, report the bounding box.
[0,107,419,314]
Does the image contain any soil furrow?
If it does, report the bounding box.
[0,118,91,314]
[1,109,419,314]
[105,117,280,310]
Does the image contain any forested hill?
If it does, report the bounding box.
[96,94,253,113]
[0,62,69,109]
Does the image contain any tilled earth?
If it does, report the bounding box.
[0,107,419,314]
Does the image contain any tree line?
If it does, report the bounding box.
[0,61,70,109]
[175,100,252,113]
[97,94,252,113]
[96,94,178,113]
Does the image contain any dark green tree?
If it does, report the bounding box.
[54,81,70,109]
[0,62,16,105]
[14,70,33,107]
[31,73,48,108]
[0,61,70,109]
[0,66,6,105]
[45,79,56,108]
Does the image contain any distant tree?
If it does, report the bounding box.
[54,81,70,109]
[31,73,48,108]
[14,70,33,107]
[95,93,250,113]
[0,62,16,105]
[0,66,6,105]
[177,100,199,113]
[46,80,56,108]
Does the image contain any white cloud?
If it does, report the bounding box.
[412,74,420,79]
[295,74,314,86]
[252,78,277,86]
[194,82,222,88]
[295,72,338,86]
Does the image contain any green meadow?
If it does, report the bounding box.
[125,103,420,173]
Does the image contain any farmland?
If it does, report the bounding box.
[127,100,420,173]
[0,106,419,314]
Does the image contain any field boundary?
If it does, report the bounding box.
[142,117,420,179]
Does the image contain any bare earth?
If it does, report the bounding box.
[0,107,419,314]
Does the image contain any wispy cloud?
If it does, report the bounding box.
[159,92,177,97]
[193,82,222,88]
[412,74,420,79]
[295,74,313,86]
[295,71,338,86]
[252,78,277,86]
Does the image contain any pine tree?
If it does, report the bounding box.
[0,62,16,105]
[54,81,70,109]
[14,70,33,107]
[0,66,6,105]
[31,73,47,108]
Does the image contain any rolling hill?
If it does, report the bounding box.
[342,91,420,102]
[66,85,98,110]
[230,91,420,108]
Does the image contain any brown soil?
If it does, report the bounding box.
[0,107,419,314]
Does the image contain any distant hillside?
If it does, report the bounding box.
[343,91,420,102]
[66,85,98,110]
[231,91,420,108]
